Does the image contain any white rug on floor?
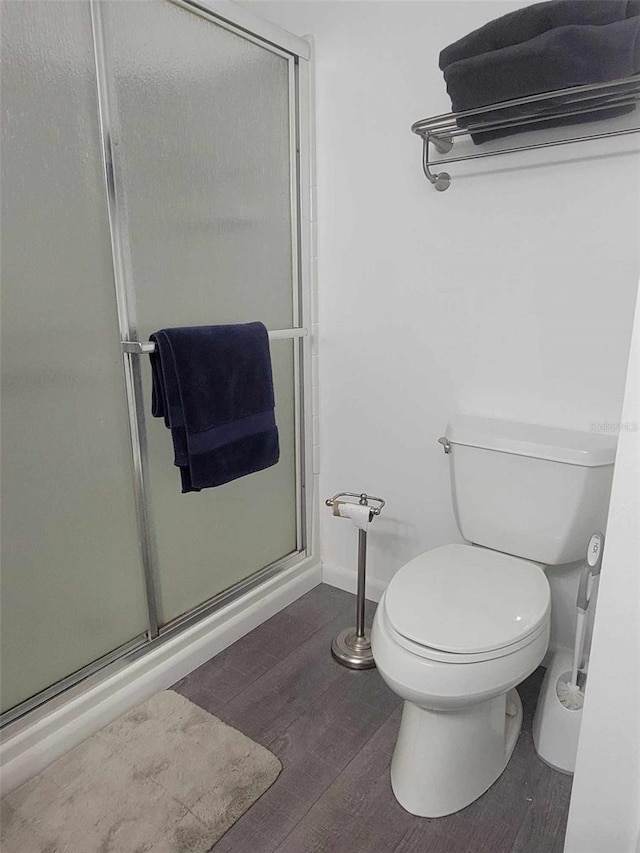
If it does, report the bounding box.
[1,690,281,853]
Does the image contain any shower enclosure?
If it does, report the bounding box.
[0,0,312,724]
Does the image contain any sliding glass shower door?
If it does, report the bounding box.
[1,0,307,721]
[99,0,300,625]
[0,1,150,714]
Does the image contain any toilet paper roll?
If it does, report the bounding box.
[337,502,372,531]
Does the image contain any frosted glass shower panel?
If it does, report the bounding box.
[0,2,149,713]
[102,0,299,624]
[102,0,295,329]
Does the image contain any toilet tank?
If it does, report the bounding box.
[445,415,617,565]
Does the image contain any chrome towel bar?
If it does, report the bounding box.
[122,327,308,354]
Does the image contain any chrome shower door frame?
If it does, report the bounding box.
[94,0,315,634]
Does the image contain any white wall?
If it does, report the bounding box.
[244,0,639,648]
[564,293,639,853]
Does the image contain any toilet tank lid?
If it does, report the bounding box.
[446,414,618,467]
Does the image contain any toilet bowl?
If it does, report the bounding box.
[370,414,616,818]
[371,544,550,817]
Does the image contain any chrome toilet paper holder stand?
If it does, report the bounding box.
[325,492,385,669]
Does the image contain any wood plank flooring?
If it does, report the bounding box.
[172,584,572,853]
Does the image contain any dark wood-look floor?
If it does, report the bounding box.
[172,584,572,853]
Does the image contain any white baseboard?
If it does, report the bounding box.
[321,561,388,603]
[0,558,321,796]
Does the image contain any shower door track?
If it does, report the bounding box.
[0,1,313,730]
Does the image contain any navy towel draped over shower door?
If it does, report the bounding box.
[149,322,280,492]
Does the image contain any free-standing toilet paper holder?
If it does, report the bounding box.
[325,492,385,669]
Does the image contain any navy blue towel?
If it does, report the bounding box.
[442,16,640,143]
[439,0,640,70]
[149,323,279,492]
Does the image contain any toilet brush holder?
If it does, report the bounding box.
[532,650,583,775]
[534,533,602,775]
[325,492,385,670]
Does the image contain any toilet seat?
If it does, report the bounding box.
[385,544,550,660]
[382,608,549,664]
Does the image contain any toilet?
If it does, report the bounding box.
[371,414,617,818]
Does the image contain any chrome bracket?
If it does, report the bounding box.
[121,341,156,355]
[438,436,451,454]
[422,133,452,192]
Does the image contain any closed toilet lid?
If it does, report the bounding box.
[385,544,550,655]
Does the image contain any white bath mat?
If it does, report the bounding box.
[1,690,281,853]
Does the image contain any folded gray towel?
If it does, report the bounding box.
[443,17,640,143]
[440,0,640,70]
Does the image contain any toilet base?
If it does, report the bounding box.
[390,688,523,817]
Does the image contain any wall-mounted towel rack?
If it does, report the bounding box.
[412,75,640,191]
[122,327,308,354]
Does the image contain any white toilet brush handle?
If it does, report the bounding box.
[570,533,605,688]
[571,567,591,687]
[571,611,586,687]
